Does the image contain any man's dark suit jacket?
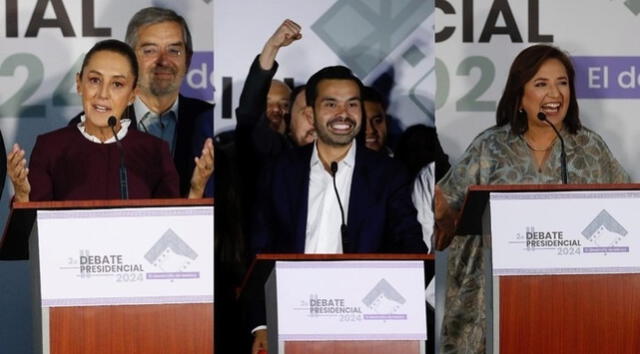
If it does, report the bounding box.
[234,55,296,238]
[251,142,427,254]
[245,142,427,329]
[235,55,292,162]
[0,130,5,201]
[68,94,214,197]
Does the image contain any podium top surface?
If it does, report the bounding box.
[456,183,640,235]
[11,198,213,211]
[256,253,434,261]
[0,198,213,260]
[241,253,435,295]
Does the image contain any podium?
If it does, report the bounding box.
[246,253,434,354]
[458,184,640,354]
[0,198,214,354]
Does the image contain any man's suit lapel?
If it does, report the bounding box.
[291,145,313,253]
[176,95,199,195]
[127,104,139,129]
[131,96,190,195]
[346,145,373,253]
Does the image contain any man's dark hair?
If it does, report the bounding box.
[305,65,364,108]
[284,84,306,128]
[362,86,388,110]
[125,7,194,66]
[395,124,451,181]
[80,39,139,88]
[496,44,581,135]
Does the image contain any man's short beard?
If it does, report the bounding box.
[139,66,184,98]
[148,80,180,97]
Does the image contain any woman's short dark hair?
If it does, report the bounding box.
[79,39,139,88]
[496,44,581,135]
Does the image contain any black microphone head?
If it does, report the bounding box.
[536,112,547,121]
[330,161,338,175]
[108,116,117,127]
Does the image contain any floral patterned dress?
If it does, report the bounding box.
[438,124,630,353]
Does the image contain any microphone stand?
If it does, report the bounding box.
[536,112,568,184]
[330,161,349,252]
[108,116,129,199]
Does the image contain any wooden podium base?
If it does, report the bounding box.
[500,274,640,354]
[285,340,419,354]
[49,303,213,354]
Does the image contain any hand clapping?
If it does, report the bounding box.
[188,138,214,199]
[6,143,30,202]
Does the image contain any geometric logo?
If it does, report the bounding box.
[362,278,406,314]
[624,0,640,16]
[581,210,628,248]
[312,0,433,78]
[144,229,199,277]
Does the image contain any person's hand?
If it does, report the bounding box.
[188,138,214,199]
[259,19,302,70]
[6,143,30,202]
[251,329,268,354]
[266,19,302,49]
[434,185,458,250]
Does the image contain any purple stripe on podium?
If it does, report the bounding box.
[494,266,640,276]
[280,333,426,341]
[147,272,200,280]
[277,261,423,269]
[363,314,408,320]
[490,191,640,201]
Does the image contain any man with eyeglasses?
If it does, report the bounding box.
[69,7,213,198]
[126,7,213,198]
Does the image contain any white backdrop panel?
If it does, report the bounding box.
[214,0,435,136]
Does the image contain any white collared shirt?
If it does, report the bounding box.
[304,142,356,254]
[252,142,357,333]
[77,115,131,143]
[412,162,435,253]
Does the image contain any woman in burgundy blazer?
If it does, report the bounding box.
[6,40,212,201]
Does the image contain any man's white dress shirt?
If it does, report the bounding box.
[304,142,356,254]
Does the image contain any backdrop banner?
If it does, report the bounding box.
[214,0,435,145]
[435,0,640,180]
[0,1,213,350]
[0,0,213,226]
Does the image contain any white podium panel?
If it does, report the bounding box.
[35,206,214,307]
[272,260,427,341]
[490,191,640,275]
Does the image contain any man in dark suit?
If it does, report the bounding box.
[249,65,426,353]
[234,19,313,195]
[69,7,213,197]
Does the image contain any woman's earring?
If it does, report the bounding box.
[518,108,527,118]
[517,108,528,122]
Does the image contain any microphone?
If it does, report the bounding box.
[536,112,568,184]
[108,116,129,199]
[330,161,349,252]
